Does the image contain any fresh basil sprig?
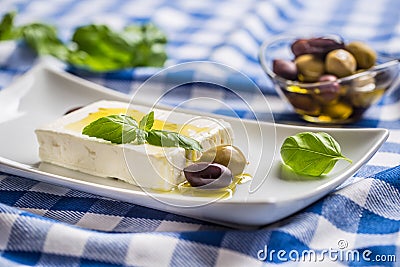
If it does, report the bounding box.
[280,132,352,177]
[0,11,167,71]
[82,112,202,151]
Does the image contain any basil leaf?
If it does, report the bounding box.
[0,12,167,71]
[280,132,352,176]
[20,23,69,60]
[69,23,167,71]
[139,111,154,131]
[70,24,133,71]
[82,114,138,144]
[0,11,18,40]
[147,130,202,151]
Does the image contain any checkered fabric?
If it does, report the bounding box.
[0,0,399,266]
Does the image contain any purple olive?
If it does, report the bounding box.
[307,37,344,54]
[313,74,341,104]
[273,59,298,80]
[183,162,233,189]
[291,37,344,57]
[291,39,310,57]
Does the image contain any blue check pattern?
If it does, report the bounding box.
[0,0,399,266]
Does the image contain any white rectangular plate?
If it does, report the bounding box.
[0,62,388,228]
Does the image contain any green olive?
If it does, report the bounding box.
[351,90,384,108]
[350,88,385,107]
[325,49,356,77]
[295,54,325,82]
[199,145,247,176]
[345,41,376,69]
[347,74,377,107]
[351,74,375,91]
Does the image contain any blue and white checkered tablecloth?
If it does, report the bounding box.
[0,0,399,266]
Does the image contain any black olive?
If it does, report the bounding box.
[273,59,298,80]
[183,162,232,189]
[291,37,344,57]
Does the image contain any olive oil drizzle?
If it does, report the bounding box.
[173,173,252,199]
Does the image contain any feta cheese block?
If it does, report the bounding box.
[35,100,233,191]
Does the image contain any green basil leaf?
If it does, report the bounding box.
[20,23,70,60]
[146,130,202,151]
[0,12,167,72]
[280,132,352,177]
[71,24,132,70]
[139,111,154,131]
[141,24,168,44]
[69,23,167,71]
[0,11,18,40]
[82,114,138,144]
[122,24,167,67]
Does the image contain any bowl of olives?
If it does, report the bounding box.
[259,34,400,123]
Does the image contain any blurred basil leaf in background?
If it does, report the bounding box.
[0,11,167,71]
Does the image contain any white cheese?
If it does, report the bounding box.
[35,100,233,191]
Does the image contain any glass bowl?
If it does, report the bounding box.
[259,34,400,124]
